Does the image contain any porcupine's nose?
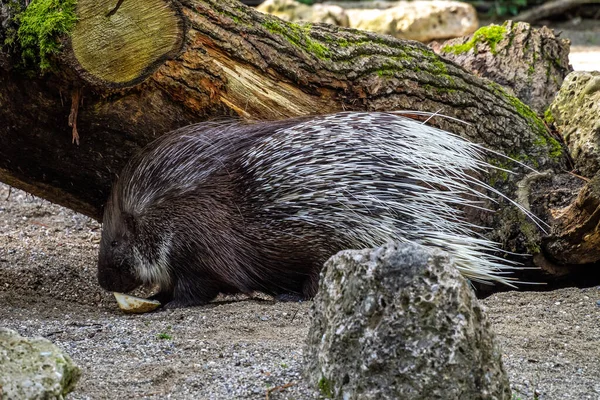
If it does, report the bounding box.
[97,259,141,293]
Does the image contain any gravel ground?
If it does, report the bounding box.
[1,182,599,400]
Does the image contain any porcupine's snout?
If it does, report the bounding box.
[97,231,142,293]
[97,261,141,293]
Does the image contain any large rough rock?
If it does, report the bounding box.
[549,71,600,178]
[305,242,511,400]
[0,328,81,400]
[257,0,350,26]
[258,0,478,42]
[431,21,572,115]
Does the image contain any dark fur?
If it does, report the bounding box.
[98,117,340,308]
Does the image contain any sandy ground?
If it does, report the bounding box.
[1,182,600,400]
[569,45,600,71]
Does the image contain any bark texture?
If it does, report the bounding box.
[544,174,600,265]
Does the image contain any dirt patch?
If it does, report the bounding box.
[1,182,599,399]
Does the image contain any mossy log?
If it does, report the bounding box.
[431,21,572,115]
[0,0,593,284]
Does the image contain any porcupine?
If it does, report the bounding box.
[97,111,537,308]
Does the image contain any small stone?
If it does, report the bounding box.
[113,292,161,314]
[0,328,81,399]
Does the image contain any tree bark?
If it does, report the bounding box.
[1,0,583,282]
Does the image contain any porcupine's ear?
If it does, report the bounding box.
[122,212,137,235]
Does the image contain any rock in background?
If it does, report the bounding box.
[0,328,81,399]
[431,21,572,114]
[305,242,511,400]
[257,0,350,26]
[549,71,600,177]
[257,0,478,42]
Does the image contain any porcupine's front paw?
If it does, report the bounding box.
[275,293,307,302]
[162,296,214,309]
[152,289,217,309]
[148,291,174,306]
[150,293,210,309]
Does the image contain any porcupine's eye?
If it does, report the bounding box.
[111,241,119,248]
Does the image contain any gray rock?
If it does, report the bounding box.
[339,1,478,42]
[257,0,477,42]
[305,242,511,400]
[257,0,350,27]
[549,71,600,177]
[0,328,81,400]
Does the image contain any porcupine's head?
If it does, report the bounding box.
[97,189,142,293]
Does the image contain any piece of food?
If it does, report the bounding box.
[113,292,160,314]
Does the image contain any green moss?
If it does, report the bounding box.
[323,34,350,48]
[375,49,446,79]
[336,37,350,47]
[490,83,555,146]
[508,96,562,159]
[306,41,329,60]
[487,159,511,186]
[157,332,172,340]
[262,20,285,34]
[506,95,544,131]
[430,57,448,75]
[318,377,334,398]
[392,52,412,63]
[553,57,562,66]
[14,0,78,71]
[376,69,395,77]
[410,46,448,75]
[442,25,507,55]
[262,20,330,59]
[547,138,563,159]
[521,218,541,254]
[544,108,555,125]
[422,83,457,95]
[487,81,563,161]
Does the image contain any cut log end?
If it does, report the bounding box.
[69,0,185,87]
